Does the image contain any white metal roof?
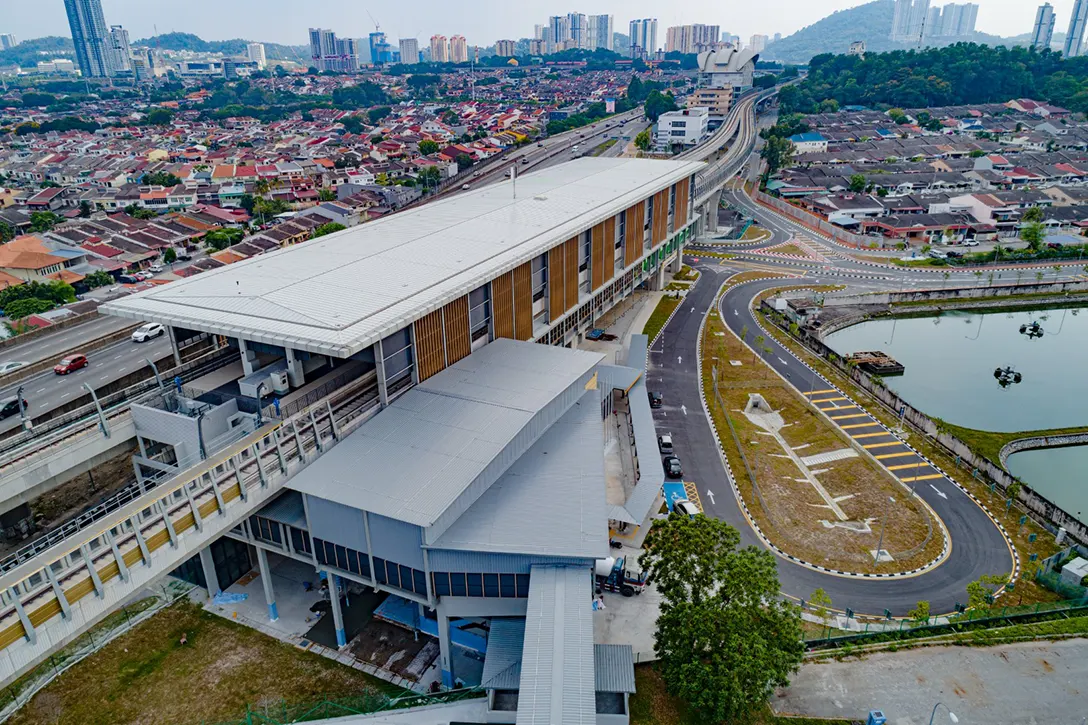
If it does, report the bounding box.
[287,340,603,528]
[101,158,704,357]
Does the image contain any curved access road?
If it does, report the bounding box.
[649,262,1016,616]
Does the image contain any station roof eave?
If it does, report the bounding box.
[100,158,705,359]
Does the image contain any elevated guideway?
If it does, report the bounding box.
[0,372,382,684]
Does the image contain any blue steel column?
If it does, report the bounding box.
[327,572,347,647]
[256,547,278,622]
[437,604,454,688]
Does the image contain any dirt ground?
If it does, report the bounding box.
[349,620,438,680]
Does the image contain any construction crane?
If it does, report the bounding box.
[366,10,381,33]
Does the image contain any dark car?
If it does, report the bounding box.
[0,396,27,419]
[945,250,962,259]
[663,455,683,479]
[54,354,88,375]
[648,391,663,408]
[1048,242,1064,250]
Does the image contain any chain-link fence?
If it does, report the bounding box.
[0,581,194,722]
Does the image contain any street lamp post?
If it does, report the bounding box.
[16,385,27,431]
[927,702,958,725]
[873,495,895,565]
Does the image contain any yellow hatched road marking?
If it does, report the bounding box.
[886,463,924,471]
[811,397,847,404]
[841,422,879,430]
[899,473,944,483]
[852,432,890,440]
[863,441,902,450]
[831,413,868,421]
[804,389,836,396]
[876,451,916,460]
[822,405,856,411]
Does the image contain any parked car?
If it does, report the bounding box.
[945,250,962,259]
[177,252,193,261]
[0,395,27,419]
[663,455,683,479]
[0,361,28,376]
[648,391,663,408]
[658,434,674,454]
[673,499,700,518]
[963,240,979,247]
[132,323,166,343]
[1048,242,1064,250]
[149,264,164,273]
[54,354,88,375]
[927,249,948,260]
[461,184,471,190]
[119,274,140,284]
[136,271,154,280]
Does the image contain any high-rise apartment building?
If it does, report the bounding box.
[309,28,336,70]
[430,35,449,63]
[931,3,978,37]
[247,42,267,70]
[749,34,768,53]
[1031,4,1056,50]
[107,25,132,74]
[338,37,362,69]
[1067,0,1088,57]
[528,39,546,55]
[568,13,587,48]
[547,15,572,53]
[495,39,517,57]
[534,24,546,40]
[0,34,16,50]
[629,18,658,59]
[665,24,720,54]
[891,0,931,41]
[369,31,392,65]
[309,29,362,71]
[449,35,468,63]
[399,38,419,64]
[64,0,112,78]
[587,15,614,50]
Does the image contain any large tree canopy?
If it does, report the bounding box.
[642,514,804,724]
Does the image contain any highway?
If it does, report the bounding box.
[0,315,135,373]
[0,334,172,436]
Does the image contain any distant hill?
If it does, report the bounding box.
[0,36,75,68]
[131,32,308,63]
[763,0,1023,64]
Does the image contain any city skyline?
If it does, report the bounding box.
[4,0,1073,50]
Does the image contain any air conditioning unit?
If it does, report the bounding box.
[270,370,290,394]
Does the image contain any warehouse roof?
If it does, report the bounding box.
[287,340,603,530]
[102,158,703,357]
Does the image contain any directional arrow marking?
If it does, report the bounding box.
[677,356,683,365]
[929,484,948,499]
[705,489,716,505]
[680,404,688,416]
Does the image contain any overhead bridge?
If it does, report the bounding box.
[0,374,381,684]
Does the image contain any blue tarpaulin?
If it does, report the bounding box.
[374,595,487,653]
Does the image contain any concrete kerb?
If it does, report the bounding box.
[697,274,951,585]
[744,283,1022,606]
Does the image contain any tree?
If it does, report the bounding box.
[163,248,177,264]
[143,171,182,187]
[83,270,115,289]
[642,515,804,724]
[760,136,795,176]
[28,211,61,233]
[341,116,365,135]
[312,222,346,238]
[908,600,931,625]
[0,221,14,243]
[1053,264,1062,280]
[78,200,93,218]
[848,174,867,193]
[204,228,244,251]
[754,334,765,365]
[644,90,678,122]
[808,588,833,634]
[124,205,158,220]
[4,298,55,319]
[634,129,651,152]
[1022,206,1044,223]
[418,139,440,155]
[455,153,475,173]
[966,574,1008,610]
[368,106,392,124]
[318,188,336,202]
[418,165,443,192]
[145,108,174,126]
[626,75,645,103]
[1021,221,1046,252]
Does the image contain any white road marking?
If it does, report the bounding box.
[60,393,70,399]
[778,357,788,365]
[677,356,682,365]
[680,404,687,416]
[929,484,948,499]
[706,489,716,505]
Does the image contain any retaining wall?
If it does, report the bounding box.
[753,190,869,247]
[824,281,1088,308]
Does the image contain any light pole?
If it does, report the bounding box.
[16,385,27,431]
[873,495,894,565]
[256,382,268,427]
[927,702,958,725]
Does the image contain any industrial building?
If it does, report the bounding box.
[5,157,703,718]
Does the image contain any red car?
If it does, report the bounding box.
[54,354,88,375]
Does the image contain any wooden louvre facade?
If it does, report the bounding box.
[512,260,534,341]
[651,189,670,245]
[492,271,515,340]
[675,177,690,227]
[624,201,645,267]
[443,295,471,366]
[413,309,446,382]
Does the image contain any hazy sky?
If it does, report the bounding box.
[3,0,1072,47]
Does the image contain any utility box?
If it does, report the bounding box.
[867,711,887,725]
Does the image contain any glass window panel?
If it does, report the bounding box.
[450,573,467,597]
[500,574,516,598]
[483,573,500,597]
[466,573,483,597]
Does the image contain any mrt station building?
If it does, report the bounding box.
[102,158,698,720]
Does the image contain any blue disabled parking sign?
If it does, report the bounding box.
[662,483,688,512]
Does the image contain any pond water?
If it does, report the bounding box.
[826,306,1088,524]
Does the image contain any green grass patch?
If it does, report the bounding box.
[673,265,699,281]
[742,225,771,241]
[642,296,682,342]
[7,600,407,725]
[591,138,619,156]
[941,421,1088,467]
[889,290,1088,309]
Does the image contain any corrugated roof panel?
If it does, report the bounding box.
[103,159,704,357]
[481,618,526,691]
[517,565,596,725]
[594,644,636,694]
